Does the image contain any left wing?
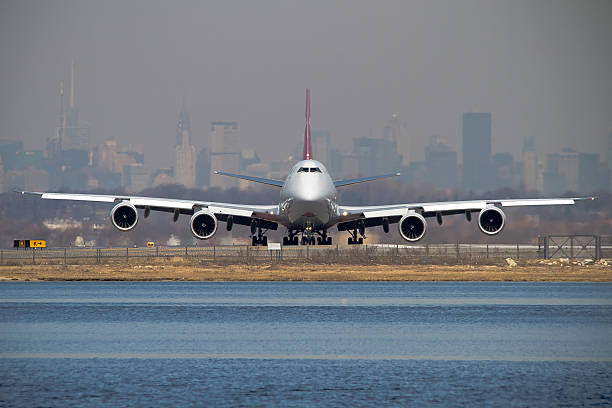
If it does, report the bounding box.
[213,171,284,188]
[17,190,283,229]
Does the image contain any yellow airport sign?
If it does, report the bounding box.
[30,240,47,248]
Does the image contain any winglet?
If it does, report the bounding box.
[303,88,312,160]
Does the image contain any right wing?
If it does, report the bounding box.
[17,190,284,229]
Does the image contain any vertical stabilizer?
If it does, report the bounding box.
[303,88,312,160]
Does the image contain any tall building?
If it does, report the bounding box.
[210,121,240,189]
[62,61,91,153]
[353,137,402,177]
[174,101,196,188]
[424,135,457,189]
[608,130,612,191]
[462,112,491,191]
[196,148,211,188]
[312,131,331,166]
[522,136,538,192]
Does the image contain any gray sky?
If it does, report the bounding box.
[1,0,611,168]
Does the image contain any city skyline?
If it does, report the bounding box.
[0,1,610,170]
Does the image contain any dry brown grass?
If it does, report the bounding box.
[0,260,611,281]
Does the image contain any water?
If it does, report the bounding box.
[1,282,611,406]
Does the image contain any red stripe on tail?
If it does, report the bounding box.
[303,88,312,160]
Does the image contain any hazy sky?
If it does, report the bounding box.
[1,0,611,168]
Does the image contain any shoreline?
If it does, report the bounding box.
[1,261,611,282]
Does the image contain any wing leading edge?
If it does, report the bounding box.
[337,196,596,230]
[17,190,283,229]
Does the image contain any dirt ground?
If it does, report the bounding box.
[1,259,611,281]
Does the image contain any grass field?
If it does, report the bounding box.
[1,259,611,282]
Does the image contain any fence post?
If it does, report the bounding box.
[486,244,489,259]
[570,237,574,258]
[213,246,216,260]
[64,248,67,265]
[32,248,35,265]
[156,246,159,257]
[544,236,549,259]
[0,249,3,265]
[307,244,309,260]
[185,246,188,257]
[456,242,460,262]
[517,243,520,259]
[126,247,129,262]
[596,236,600,260]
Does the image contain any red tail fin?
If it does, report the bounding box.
[303,88,312,160]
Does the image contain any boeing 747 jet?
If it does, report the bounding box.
[18,89,595,246]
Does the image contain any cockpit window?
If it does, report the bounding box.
[297,167,322,173]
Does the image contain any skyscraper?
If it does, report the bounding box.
[424,135,457,189]
[210,121,240,189]
[608,130,612,191]
[522,136,538,192]
[62,61,91,153]
[174,100,196,188]
[462,112,491,191]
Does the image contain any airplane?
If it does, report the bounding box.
[18,89,595,246]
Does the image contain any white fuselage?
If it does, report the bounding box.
[279,160,338,230]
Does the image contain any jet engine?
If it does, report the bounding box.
[398,212,427,242]
[478,205,506,235]
[190,209,218,239]
[111,201,138,231]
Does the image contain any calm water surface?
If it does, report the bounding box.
[1,281,611,406]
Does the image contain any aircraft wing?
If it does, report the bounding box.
[333,173,401,188]
[213,171,284,187]
[17,190,283,229]
[336,196,596,229]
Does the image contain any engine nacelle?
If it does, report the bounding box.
[398,212,427,242]
[111,201,138,231]
[190,209,218,240]
[478,206,506,235]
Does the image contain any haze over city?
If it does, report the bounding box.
[1,0,610,171]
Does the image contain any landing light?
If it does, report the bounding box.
[342,211,348,216]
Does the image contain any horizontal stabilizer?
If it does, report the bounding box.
[334,173,400,188]
[214,171,284,188]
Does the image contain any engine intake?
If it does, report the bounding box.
[111,202,138,231]
[478,206,506,235]
[398,212,427,242]
[190,209,218,240]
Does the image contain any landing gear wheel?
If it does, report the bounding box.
[262,236,268,246]
[348,237,353,245]
[301,237,307,245]
[252,236,258,246]
[326,237,332,245]
[358,238,363,244]
[283,237,288,245]
[309,237,315,245]
[317,237,322,245]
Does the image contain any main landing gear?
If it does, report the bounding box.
[282,230,332,246]
[347,222,365,245]
[251,220,268,246]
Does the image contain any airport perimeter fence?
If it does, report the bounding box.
[2,235,609,266]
